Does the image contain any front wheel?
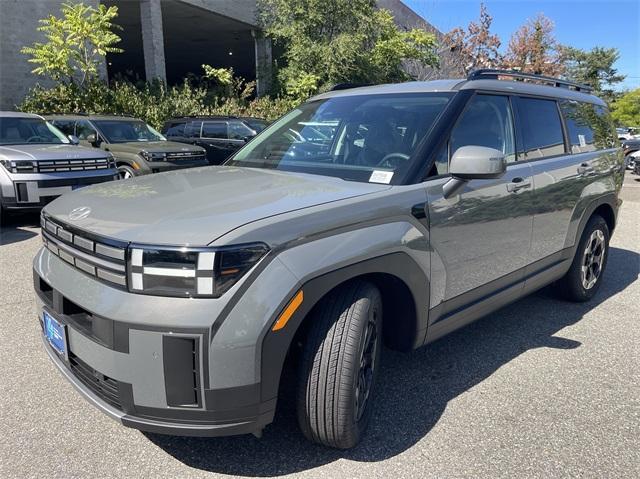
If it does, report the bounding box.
[557,215,610,302]
[296,280,382,449]
[117,165,136,179]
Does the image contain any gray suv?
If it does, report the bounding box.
[0,112,117,214]
[34,70,624,449]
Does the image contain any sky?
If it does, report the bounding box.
[404,0,640,91]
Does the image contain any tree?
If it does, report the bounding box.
[611,89,640,127]
[257,0,439,98]
[443,3,502,75]
[503,14,564,76]
[21,2,122,86]
[562,46,625,104]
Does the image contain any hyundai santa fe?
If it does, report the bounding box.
[34,70,624,449]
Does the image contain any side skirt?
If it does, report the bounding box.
[424,248,573,345]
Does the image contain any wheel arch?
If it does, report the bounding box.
[259,252,429,403]
[565,193,618,253]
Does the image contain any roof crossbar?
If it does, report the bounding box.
[468,69,593,93]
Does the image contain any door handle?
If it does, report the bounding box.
[577,162,595,175]
[506,177,532,192]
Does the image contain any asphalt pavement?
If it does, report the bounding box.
[1,174,638,478]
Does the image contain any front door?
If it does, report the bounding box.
[426,93,534,316]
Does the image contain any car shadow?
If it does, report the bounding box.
[0,211,40,245]
[145,246,638,476]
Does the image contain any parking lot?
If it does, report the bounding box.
[1,174,638,479]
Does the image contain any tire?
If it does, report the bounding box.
[296,280,382,449]
[557,215,610,302]
[117,164,136,179]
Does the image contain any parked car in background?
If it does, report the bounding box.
[622,138,640,156]
[162,116,269,164]
[35,70,623,449]
[616,127,637,141]
[627,149,640,174]
[47,115,208,179]
[0,112,117,215]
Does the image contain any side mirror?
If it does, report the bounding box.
[86,133,100,147]
[443,146,506,198]
[67,135,79,145]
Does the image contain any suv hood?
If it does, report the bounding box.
[107,141,203,154]
[44,166,389,245]
[0,144,109,161]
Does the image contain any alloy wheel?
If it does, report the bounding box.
[354,308,378,422]
[581,229,605,289]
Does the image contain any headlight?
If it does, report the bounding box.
[0,159,36,173]
[140,151,167,162]
[127,243,269,298]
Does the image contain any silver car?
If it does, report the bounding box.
[34,71,624,449]
[0,112,117,214]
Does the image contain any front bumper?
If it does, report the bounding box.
[41,333,272,436]
[0,170,117,210]
[33,241,298,437]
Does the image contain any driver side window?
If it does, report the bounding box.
[448,94,516,170]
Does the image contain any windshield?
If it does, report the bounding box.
[227,93,452,183]
[93,120,166,143]
[0,117,70,145]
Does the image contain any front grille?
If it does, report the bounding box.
[165,151,206,161]
[41,214,127,288]
[68,352,122,409]
[5,158,115,174]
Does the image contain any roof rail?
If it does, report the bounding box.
[468,69,593,93]
[330,83,372,91]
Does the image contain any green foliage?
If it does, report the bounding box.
[20,2,122,85]
[258,0,438,95]
[19,78,294,130]
[611,89,640,127]
[562,46,625,104]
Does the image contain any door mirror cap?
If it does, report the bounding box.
[67,134,79,145]
[450,146,506,180]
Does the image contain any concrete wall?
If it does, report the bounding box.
[0,0,102,110]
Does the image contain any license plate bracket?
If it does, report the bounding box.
[43,310,68,359]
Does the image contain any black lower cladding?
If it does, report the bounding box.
[68,351,123,410]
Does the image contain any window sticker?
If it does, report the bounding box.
[578,134,587,147]
[369,170,394,184]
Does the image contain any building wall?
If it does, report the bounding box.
[0,0,102,110]
[0,0,460,110]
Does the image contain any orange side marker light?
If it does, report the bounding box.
[272,290,304,331]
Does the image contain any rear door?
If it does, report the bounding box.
[514,97,615,265]
[199,121,236,164]
[426,93,534,314]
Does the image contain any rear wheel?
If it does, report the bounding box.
[296,280,382,449]
[557,215,610,302]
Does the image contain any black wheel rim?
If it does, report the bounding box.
[354,308,378,422]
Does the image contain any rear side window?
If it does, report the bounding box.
[516,98,565,160]
[202,121,227,139]
[560,101,617,153]
[164,122,185,137]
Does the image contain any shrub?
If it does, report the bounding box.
[20,78,297,129]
